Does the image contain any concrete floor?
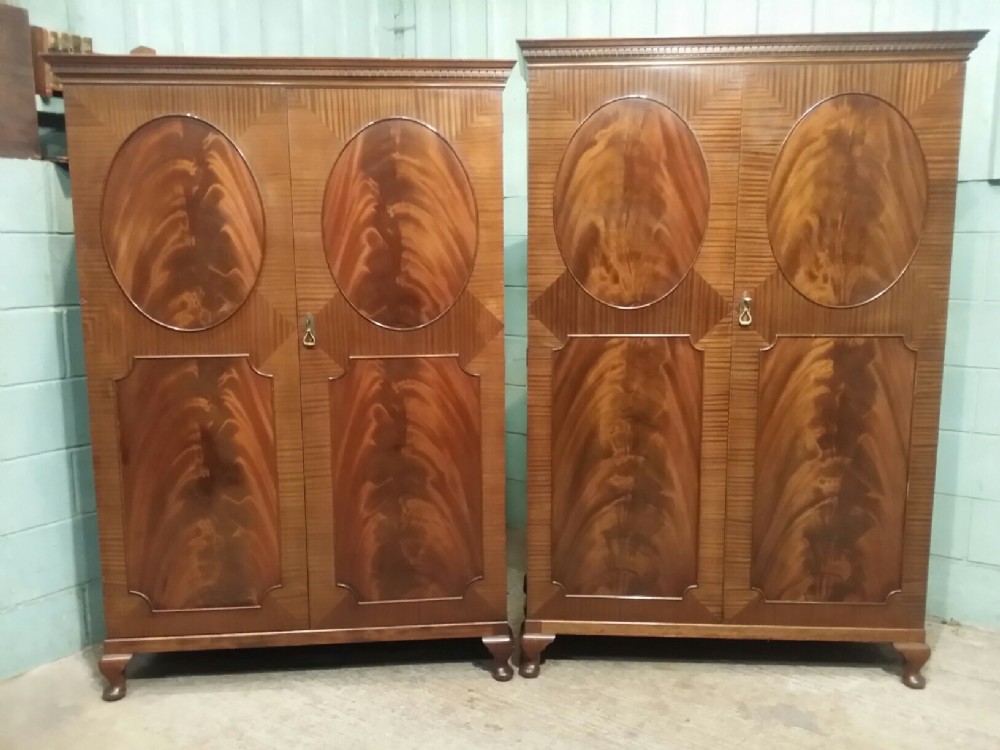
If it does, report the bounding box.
[3,539,1000,749]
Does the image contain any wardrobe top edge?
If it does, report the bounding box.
[44,54,517,87]
[517,30,987,66]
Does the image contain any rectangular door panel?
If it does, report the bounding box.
[552,336,701,599]
[752,336,914,604]
[725,60,966,629]
[64,85,309,638]
[117,355,281,612]
[330,355,484,604]
[288,85,507,630]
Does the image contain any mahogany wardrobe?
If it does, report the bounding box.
[50,55,515,700]
[518,31,982,688]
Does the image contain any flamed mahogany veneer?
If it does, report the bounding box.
[48,54,515,700]
[518,31,984,688]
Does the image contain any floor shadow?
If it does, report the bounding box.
[126,637,495,684]
[541,634,902,674]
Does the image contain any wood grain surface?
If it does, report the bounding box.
[551,337,702,597]
[553,97,710,308]
[116,356,280,611]
[524,63,741,630]
[0,5,39,159]
[101,115,265,330]
[330,356,483,603]
[752,336,914,602]
[63,86,311,644]
[523,37,976,671]
[323,117,478,330]
[767,93,927,308]
[724,57,967,637]
[59,62,513,690]
[290,82,509,633]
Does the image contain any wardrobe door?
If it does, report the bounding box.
[64,85,308,638]
[725,59,966,630]
[524,61,741,626]
[287,73,509,631]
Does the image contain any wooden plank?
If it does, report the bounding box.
[104,621,510,653]
[0,5,39,159]
[530,620,925,642]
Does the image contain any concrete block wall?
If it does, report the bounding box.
[0,159,103,680]
[929,182,1000,629]
[496,3,529,527]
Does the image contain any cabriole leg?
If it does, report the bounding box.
[518,629,555,679]
[99,652,133,702]
[894,641,931,689]
[482,627,515,682]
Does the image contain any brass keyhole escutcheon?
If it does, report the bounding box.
[738,292,752,327]
[303,313,316,348]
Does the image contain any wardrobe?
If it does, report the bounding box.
[50,54,515,700]
[518,31,982,688]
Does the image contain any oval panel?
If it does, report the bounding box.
[553,97,710,309]
[767,94,928,308]
[101,116,265,331]
[323,118,478,330]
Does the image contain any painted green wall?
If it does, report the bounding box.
[0,160,103,679]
